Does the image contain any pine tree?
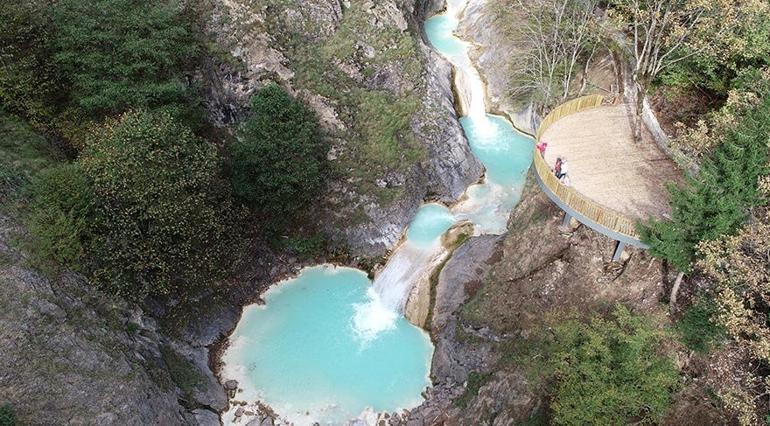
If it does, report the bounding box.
[640,96,770,272]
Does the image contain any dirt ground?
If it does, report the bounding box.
[445,174,736,425]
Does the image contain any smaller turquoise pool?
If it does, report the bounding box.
[406,203,456,247]
[460,115,533,188]
[422,15,466,59]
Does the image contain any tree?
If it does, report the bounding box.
[231,85,328,220]
[51,0,199,119]
[81,110,237,299]
[610,0,710,141]
[539,306,680,424]
[640,95,770,272]
[662,0,770,96]
[509,0,600,111]
[0,1,63,129]
[697,183,770,424]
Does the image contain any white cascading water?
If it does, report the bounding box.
[352,0,532,341]
[353,243,443,341]
[353,203,457,341]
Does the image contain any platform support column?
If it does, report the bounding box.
[562,212,572,227]
[612,241,626,262]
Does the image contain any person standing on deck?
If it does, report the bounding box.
[554,156,562,177]
[557,158,569,180]
[537,141,548,158]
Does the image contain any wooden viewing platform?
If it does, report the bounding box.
[533,95,682,260]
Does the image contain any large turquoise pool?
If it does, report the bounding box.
[222,266,433,425]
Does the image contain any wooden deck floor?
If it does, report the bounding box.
[541,105,682,220]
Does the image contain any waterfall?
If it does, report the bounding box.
[352,0,533,342]
[353,244,444,342]
[352,205,456,341]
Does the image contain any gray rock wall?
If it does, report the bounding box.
[0,216,225,425]
[203,0,483,257]
[459,0,539,134]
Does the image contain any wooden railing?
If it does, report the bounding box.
[534,95,642,241]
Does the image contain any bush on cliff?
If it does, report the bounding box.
[26,163,93,268]
[81,109,237,298]
[52,0,199,119]
[0,1,62,130]
[231,85,328,222]
[0,404,15,426]
[1,0,203,144]
[537,306,680,425]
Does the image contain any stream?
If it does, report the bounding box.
[220,1,533,424]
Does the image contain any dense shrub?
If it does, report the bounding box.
[26,163,93,267]
[51,0,199,119]
[0,404,15,426]
[231,85,328,220]
[538,306,680,425]
[0,110,57,203]
[81,110,236,298]
[676,298,725,353]
[0,1,62,129]
[640,95,770,272]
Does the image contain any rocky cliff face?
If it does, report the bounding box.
[0,215,227,425]
[203,0,483,256]
[459,0,539,134]
[395,174,668,424]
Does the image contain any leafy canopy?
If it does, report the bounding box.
[81,109,237,298]
[539,306,680,425]
[0,404,15,426]
[0,1,62,129]
[51,0,199,118]
[231,85,328,219]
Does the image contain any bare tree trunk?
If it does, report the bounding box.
[633,81,645,143]
[669,271,685,313]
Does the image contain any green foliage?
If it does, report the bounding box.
[51,0,199,119]
[0,110,57,202]
[0,1,62,129]
[26,163,93,267]
[454,371,492,408]
[231,85,328,219]
[354,90,424,169]
[676,299,725,353]
[126,322,140,334]
[0,404,15,426]
[640,96,770,271]
[659,1,770,96]
[81,110,237,299]
[536,306,680,425]
[281,233,327,259]
[160,345,203,399]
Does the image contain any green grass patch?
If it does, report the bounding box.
[0,110,58,204]
[0,403,16,426]
[160,346,204,399]
[280,233,327,259]
[454,371,492,408]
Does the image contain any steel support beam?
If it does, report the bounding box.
[612,241,626,262]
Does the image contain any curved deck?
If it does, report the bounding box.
[533,96,681,248]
